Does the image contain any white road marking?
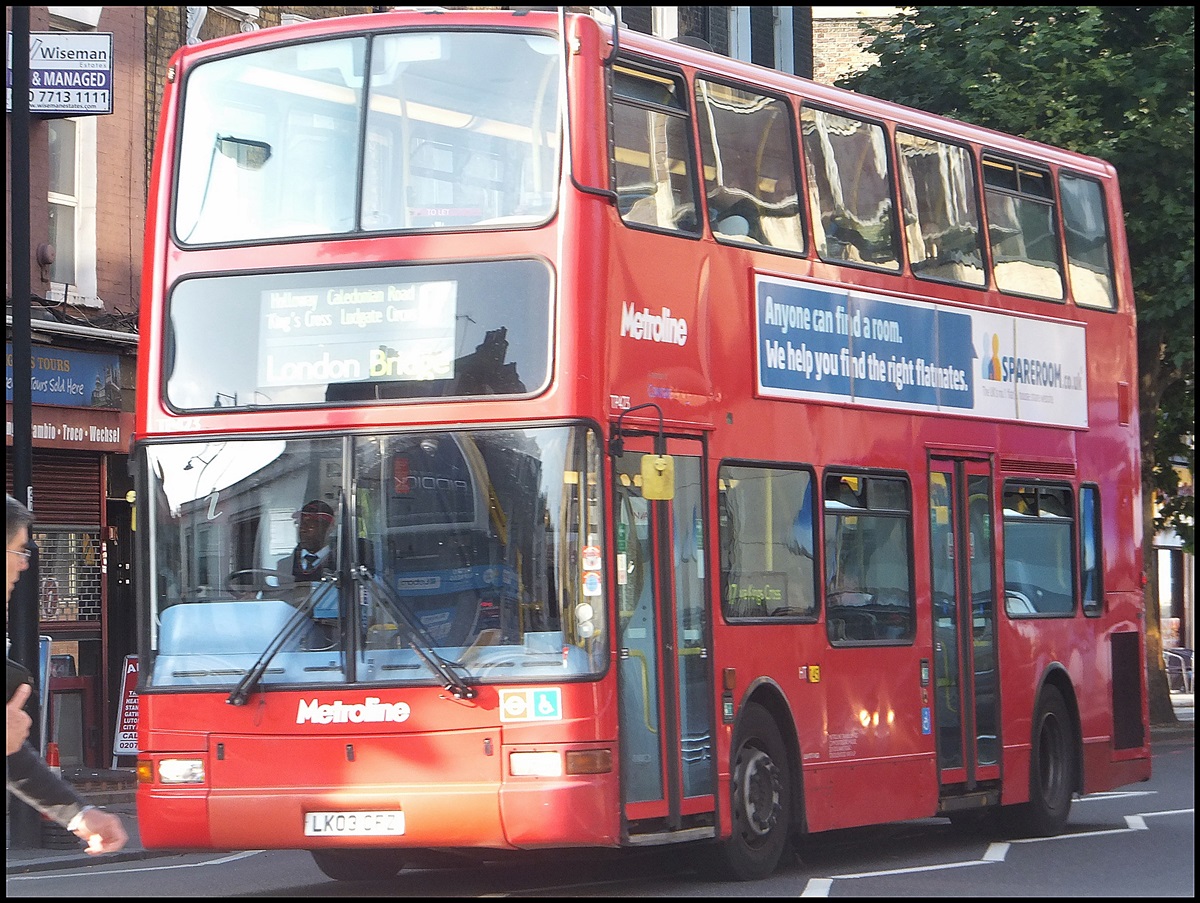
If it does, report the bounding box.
[799,800,1193,897]
[6,850,263,881]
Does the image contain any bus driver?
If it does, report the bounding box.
[278,499,335,585]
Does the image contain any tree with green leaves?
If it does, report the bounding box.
[839,6,1194,722]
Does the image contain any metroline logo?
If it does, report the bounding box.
[296,696,411,725]
[620,302,689,346]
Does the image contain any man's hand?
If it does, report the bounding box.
[6,683,32,755]
[73,807,130,854]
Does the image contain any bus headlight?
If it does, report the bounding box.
[157,758,206,784]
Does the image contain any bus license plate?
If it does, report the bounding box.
[304,811,405,836]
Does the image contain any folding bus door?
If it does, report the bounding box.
[613,436,717,841]
[929,456,1001,801]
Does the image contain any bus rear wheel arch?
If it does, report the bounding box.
[1002,683,1078,837]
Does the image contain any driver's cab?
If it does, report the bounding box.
[224,494,342,602]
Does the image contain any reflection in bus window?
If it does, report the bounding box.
[1080,485,1103,615]
[801,106,900,270]
[176,39,365,243]
[1059,172,1116,309]
[896,131,984,286]
[362,32,560,230]
[695,80,804,253]
[352,427,606,679]
[146,437,348,688]
[823,473,913,642]
[1002,483,1076,616]
[165,260,551,411]
[175,31,560,244]
[144,426,606,689]
[718,464,817,621]
[612,64,699,234]
[983,157,1065,300]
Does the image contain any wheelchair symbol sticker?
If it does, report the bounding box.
[499,688,563,722]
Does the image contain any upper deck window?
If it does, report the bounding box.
[611,62,700,235]
[800,106,900,272]
[1059,172,1116,310]
[695,79,804,253]
[174,31,560,244]
[982,157,1064,301]
[164,259,551,411]
[896,131,985,287]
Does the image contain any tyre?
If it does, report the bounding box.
[310,848,405,881]
[1002,685,1075,837]
[698,703,792,881]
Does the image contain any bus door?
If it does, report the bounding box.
[929,457,1001,797]
[613,436,716,838]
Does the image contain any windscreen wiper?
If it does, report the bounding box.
[226,577,335,706]
[358,568,476,699]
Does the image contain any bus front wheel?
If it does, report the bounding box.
[701,703,792,881]
[310,849,404,882]
[1003,685,1075,837]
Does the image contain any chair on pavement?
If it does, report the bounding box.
[1164,648,1193,695]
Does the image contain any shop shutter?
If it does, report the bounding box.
[5,449,102,526]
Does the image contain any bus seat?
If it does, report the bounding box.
[714,214,751,237]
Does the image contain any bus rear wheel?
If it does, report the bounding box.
[310,849,405,882]
[1003,685,1075,837]
[700,703,792,881]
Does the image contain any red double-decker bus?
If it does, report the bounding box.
[133,8,1150,882]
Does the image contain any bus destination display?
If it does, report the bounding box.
[258,280,457,388]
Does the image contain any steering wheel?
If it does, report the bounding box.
[227,568,279,596]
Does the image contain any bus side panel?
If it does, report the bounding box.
[999,608,1151,806]
[719,631,940,834]
[499,769,621,848]
[798,646,940,833]
[802,755,940,834]
[137,790,212,849]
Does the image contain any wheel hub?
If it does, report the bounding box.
[737,747,780,836]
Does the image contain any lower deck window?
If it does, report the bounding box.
[824,472,914,643]
[718,463,818,621]
[1002,483,1076,616]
